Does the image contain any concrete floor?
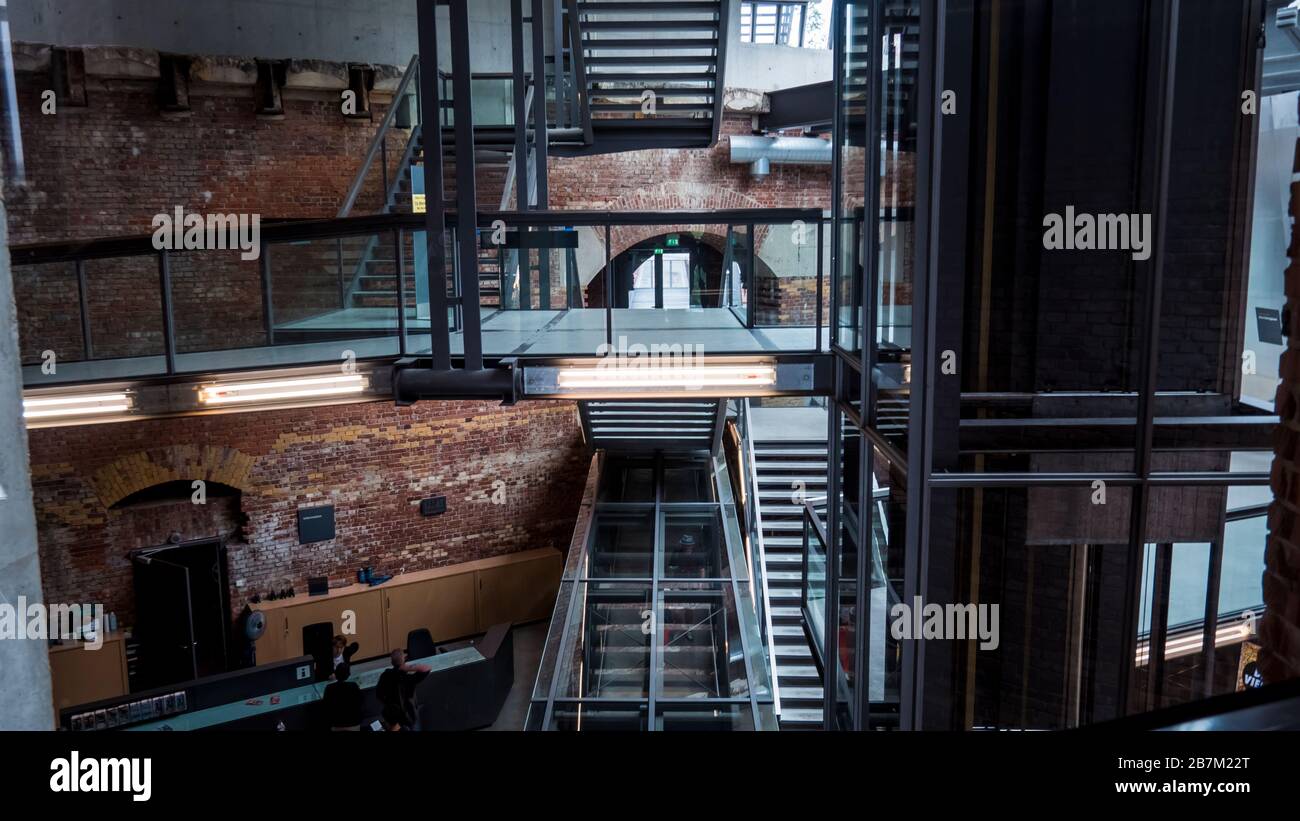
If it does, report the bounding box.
[483,620,547,731]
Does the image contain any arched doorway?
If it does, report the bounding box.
[586,232,739,309]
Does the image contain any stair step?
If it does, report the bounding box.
[756,474,828,486]
[769,605,803,619]
[778,708,824,726]
[753,446,827,457]
[775,643,812,659]
[780,686,825,701]
[770,624,806,639]
[777,664,820,681]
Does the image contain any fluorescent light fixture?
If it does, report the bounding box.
[198,374,367,405]
[554,364,777,390]
[23,392,132,419]
[1135,619,1254,665]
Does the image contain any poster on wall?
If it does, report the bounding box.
[1237,641,1263,691]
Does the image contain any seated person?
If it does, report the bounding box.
[381,702,408,732]
[375,648,431,729]
[318,634,360,681]
[321,663,362,731]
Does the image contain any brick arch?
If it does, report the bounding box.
[91,445,256,510]
[601,182,771,263]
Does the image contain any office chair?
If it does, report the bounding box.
[405,628,437,660]
[303,621,335,681]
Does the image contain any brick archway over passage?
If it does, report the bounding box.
[92,445,256,511]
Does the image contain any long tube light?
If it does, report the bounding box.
[23,392,132,419]
[198,374,367,405]
[1135,619,1255,666]
[554,364,777,390]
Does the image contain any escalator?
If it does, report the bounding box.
[528,449,775,731]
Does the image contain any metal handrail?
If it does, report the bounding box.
[740,398,782,716]
[338,54,420,219]
[564,0,594,146]
[11,209,829,266]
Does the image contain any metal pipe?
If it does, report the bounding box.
[729,135,834,166]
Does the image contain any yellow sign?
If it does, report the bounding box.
[412,193,426,214]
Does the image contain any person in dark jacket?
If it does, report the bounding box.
[321,663,362,730]
[375,649,430,729]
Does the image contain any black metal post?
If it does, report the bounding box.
[1200,538,1225,698]
[531,0,550,207]
[417,0,452,369]
[157,250,177,375]
[259,242,274,345]
[1119,0,1180,718]
[75,258,93,360]
[512,0,529,212]
[394,228,408,355]
[450,0,484,370]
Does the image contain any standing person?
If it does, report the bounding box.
[375,648,431,729]
[321,663,362,731]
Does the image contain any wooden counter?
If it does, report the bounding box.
[250,547,562,665]
[49,630,130,713]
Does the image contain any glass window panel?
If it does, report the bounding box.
[598,458,655,503]
[586,509,655,578]
[663,459,715,502]
[662,509,729,579]
[658,582,750,699]
[555,582,653,700]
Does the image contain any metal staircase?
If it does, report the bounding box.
[569,0,729,154]
[752,435,828,729]
[579,400,727,454]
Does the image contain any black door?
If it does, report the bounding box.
[132,554,198,688]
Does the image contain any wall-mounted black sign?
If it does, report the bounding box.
[420,496,447,517]
[297,505,335,544]
[1256,307,1284,345]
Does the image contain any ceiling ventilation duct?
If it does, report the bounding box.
[730,135,832,180]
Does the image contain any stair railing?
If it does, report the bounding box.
[737,398,781,717]
[563,0,594,146]
[338,54,421,219]
[334,54,422,312]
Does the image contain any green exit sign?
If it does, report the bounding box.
[666,235,680,247]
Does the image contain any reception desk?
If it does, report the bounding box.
[121,624,514,731]
[250,548,561,665]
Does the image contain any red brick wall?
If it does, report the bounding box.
[1264,95,1300,685]
[26,399,588,627]
[549,115,831,212]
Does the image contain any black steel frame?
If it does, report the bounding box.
[820,0,1273,731]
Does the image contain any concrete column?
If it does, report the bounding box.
[0,170,54,729]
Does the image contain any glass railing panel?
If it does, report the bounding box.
[477,223,606,357]
[608,221,764,355]
[585,508,656,578]
[657,582,751,699]
[804,507,829,661]
[63,255,170,381]
[661,508,729,580]
[167,251,268,372]
[266,232,402,362]
[14,261,92,385]
[749,220,826,351]
[554,581,653,700]
[597,456,656,503]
